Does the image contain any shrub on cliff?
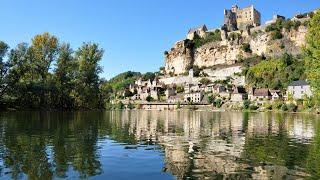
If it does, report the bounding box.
[200,78,212,85]
[192,30,222,48]
[241,43,252,53]
[270,30,283,40]
[227,32,241,41]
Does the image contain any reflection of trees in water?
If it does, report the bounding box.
[0,111,106,179]
[307,120,320,178]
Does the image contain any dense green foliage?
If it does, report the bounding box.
[265,18,302,32]
[304,10,320,105]
[199,77,211,85]
[107,71,141,91]
[0,32,104,109]
[241,43,252,53]
[265,18,304,40]
[192,29,222,48]
[270,30,283,40]
[244,53,305,89]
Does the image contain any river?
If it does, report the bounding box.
[0,110,319,179]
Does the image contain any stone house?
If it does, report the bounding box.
[130,78,166,101]
[165,87,176,99]
[231,86,247,102]
[248,88,272,101]
[184,91,204,103]
[270,90,282,100]
[187,25,207,40]
[287,80,312,99]
[168,94,184,104]
[184,83,201,93]
[204,83,215,92]
[212,85,227,94]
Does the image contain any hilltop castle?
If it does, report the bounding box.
[223,5,261,31]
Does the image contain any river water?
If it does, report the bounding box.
[0,110,319,179]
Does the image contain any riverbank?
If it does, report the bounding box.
[113,101,320,115]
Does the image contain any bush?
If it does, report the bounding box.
[146,95,153,102]
[263,102,272,110]
[243,100,251,109]
[272,100,283,110]
[176,85,184,93]
[176,101,181,109]
[270,30,283,40]
[281,104,288,111]
[287,103,297,112]
[208,94,215,104]
[228,32,241,41]
[115,101,125,109]
[214,99,222,108]
[127,102,135,109]
[200,78,212,85]
[241,43,252,53]
[249,105,259,110]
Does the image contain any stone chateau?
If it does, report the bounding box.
[224,5,261,31]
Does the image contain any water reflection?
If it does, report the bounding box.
[0,111,319,179]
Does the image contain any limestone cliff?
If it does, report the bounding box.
[164,24,308,75]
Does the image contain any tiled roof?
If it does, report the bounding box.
[288,80,309,86]
[253,88,271,96]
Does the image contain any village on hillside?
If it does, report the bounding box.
[114,5,316,111]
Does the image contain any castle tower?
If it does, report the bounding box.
[231,5,238,13]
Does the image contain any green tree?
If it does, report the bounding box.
[29,32,59,107]
[141,72,155,81]
[30,32,59,81]
[54,43,76,108]
[304,10,320,106]
[0,41,9,99]
[73,43,103,108]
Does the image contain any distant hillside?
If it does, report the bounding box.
[108,71,141,91]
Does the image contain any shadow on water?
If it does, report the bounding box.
[0,110,319,179]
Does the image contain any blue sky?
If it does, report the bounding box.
[0,0,319,79]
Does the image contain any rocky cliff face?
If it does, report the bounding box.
[164,25,308,75]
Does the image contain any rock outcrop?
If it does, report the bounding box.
[164,24,308,75]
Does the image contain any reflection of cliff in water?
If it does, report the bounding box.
[116,111,318,179]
